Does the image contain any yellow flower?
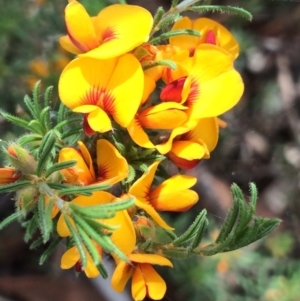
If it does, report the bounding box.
[111,253,173,301]
[160,45,244,122]
[169,17,240,59]
[0,167,20,184]
[58,139,128,185]
[60,1,153,60]
[58,54,144,134]
[129,161,198,229]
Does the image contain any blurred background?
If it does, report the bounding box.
[0,0,300,300]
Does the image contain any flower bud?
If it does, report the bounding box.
[134,216,155,240]
[6,144,37,174]
[16,186,39,213]
[0,167,21,184]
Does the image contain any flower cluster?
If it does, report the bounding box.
[0,1,280,301]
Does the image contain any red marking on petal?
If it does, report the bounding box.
[66,27,88,52]
[160,77,187,103]
[205,30,216,45]
[83,113,95,136]
[168,151,200,170]
[74,260,83,273]
[97,163,109,181]
[101,26,117,43]
[189,47,195,57]
[186,78,200,106]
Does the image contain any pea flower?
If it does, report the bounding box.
[128,161,198,229]
[58,54,144,134]
[0,167,20,184]
[169,17,240,59]
[60,1,153,60]
[111,253,173,301]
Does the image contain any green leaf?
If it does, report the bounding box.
[44,85,53,108]
[0,180,31,193]
[45,160,77,178]
[24,214,39,242]
[24,95,38,119]
[27,120,45,135]
[161,247,192,260]
[150,29,200,44]
[54,117,83,130]
[18,134,42,146]
[30,236,44,249]
[0,211,23,230]
[39,107,51,131]
[189,5,252,21]
[0,110,31,131]
[32,80,42,115]
[70,203,116,220]
[37,194,52,243]
[152,6,165,30]
[172,209,207,247]
[39,236,62,265]
[63,213,87,268]
[36,130,56,176]
[143,59,177,71]
[58,183,111,197]
[96,263,108,279]
[201,232,235,256]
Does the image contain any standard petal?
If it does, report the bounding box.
[79,4,153,59]
[111,261,133,293]
[61,246,79,269]
[129,254,173,267]
[138,102,188,129]
[141,264,167,300]
[96,139,128,184]
[65,1,99,52]
[127,117,155,149]
[132,266,147,301]
[106,54,144,127]
[149,175,199,211]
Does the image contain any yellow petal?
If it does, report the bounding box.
[65,0,99,52]
[61,246,79,269]
[141,264,167,300]
[96,139,128,184]
[129,254,173,267]
[72,191,115,207]
[59,35,83,55]
[132,266,147,301]
[106,54,144,127]
[57,214,72,237]
[77,141,96,180]
[138,102,188,129]
[150,175,199,211]
[127,117,155,149]
[84,252,100,278]
[87,107,112,133]
[58,147,94,185]
[129,161,160,200]
[111,261,133,293]
[170,140,206,160]
[79,4,153,60]
[135,198,173,230]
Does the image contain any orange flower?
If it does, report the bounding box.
[60,1,153,59]
[111,253,173,301]
[128,161,198,229]
[0,167,20,184]
[167,117,220,169]
[58,54,144,134]
[58,139,128,185]
[169,17,239,59]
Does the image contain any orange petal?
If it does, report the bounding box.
[80,4,153,59]
[96,139,128,184]
[72,191,115,207]
[138,102,188,129]
[150,175,199,211]
[111,261,133,293]
[129,254,173,267]
[61,246,80,269]
[141,264,167,300]
[65,0,99,52]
